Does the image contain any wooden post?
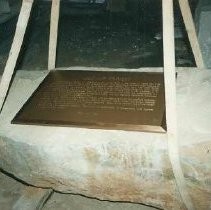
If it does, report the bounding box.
[48,0,61,70]
[0,0,34,113]
[178,0,204,68]
[162,0,194,209]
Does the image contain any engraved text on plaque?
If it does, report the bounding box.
[12,70,166,132]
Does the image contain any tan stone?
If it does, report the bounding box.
[0,69,210,209]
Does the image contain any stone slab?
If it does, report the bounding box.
[43,192,155,210]
[0,69,211,209]
[0,171,154,210]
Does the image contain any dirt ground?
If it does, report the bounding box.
[0,2,195,75]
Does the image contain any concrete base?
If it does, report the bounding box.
[0,69,211,209]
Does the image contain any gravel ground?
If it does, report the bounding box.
[0,2,195,76]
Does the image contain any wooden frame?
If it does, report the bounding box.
[0,0,34,112]
[0,0,204,112]
[178,0,204,68]
[162,1,194,209]
[48,0,61,70]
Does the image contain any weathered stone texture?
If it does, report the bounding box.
[0,69,211,209]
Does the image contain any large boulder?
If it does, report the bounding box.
[0,69,211,210]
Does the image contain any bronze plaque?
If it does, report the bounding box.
[12,70,166,133]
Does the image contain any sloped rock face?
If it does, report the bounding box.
[0,69,211,210]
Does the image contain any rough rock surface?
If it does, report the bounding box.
[42,190,155,210]
[0,171,155,210]
[0,69,211,210]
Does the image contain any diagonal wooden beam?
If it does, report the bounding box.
[0,0,34,113]
[48,0,61,70]
[178,0,204,68]
[162,0,195,209]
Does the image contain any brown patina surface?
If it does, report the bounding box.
[12,70,166,132]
